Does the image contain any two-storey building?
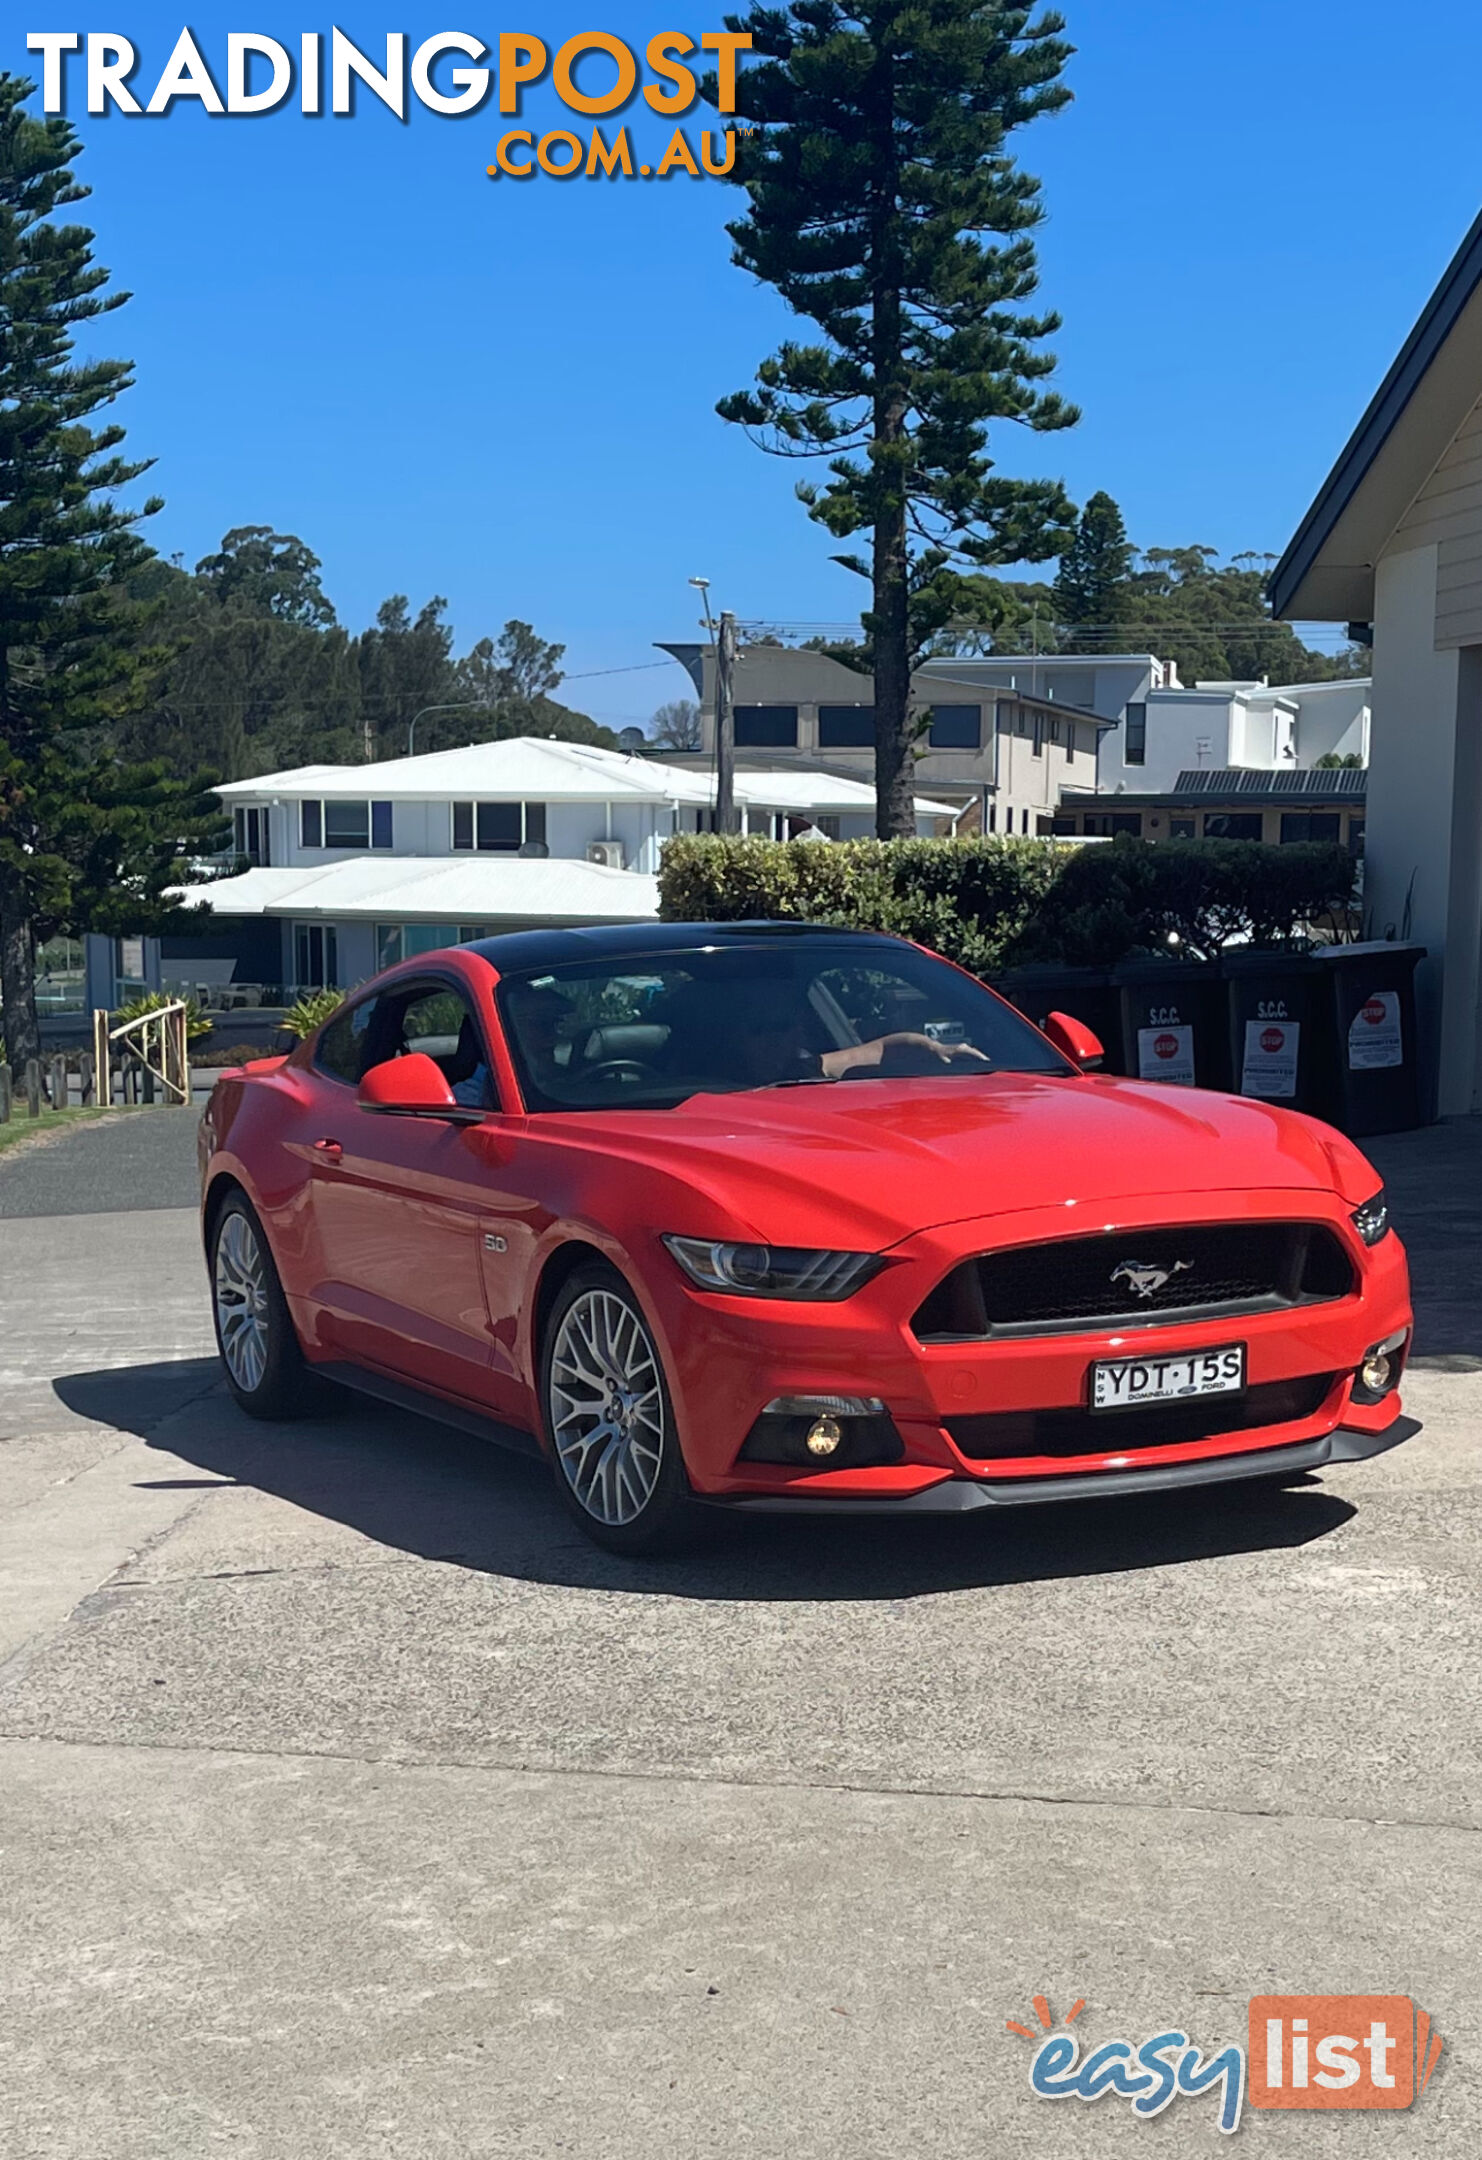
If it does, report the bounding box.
[123,735,951,1009]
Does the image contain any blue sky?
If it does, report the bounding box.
[14,3,1482,727]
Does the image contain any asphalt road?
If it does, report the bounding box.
[0,1100,201,1217]
[0,1115,1477,2155]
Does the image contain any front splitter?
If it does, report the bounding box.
[717,1416,1419,1512]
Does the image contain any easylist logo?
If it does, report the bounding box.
[1249,1995,1442,2113]
[1016,1990,1443,2133]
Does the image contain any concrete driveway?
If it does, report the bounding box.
[0,1113,1477,2155]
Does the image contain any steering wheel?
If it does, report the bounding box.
[585,1058,658,1087]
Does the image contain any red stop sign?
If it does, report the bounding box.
[1362,997,1386,1025]
[1154,1033,1179,1059]
[1261,1027,1285,1055]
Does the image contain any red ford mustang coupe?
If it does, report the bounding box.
[199,922,1413,1552]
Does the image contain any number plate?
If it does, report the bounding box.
[1090,1344,1246,1412]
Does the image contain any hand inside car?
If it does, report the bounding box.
[820,1032,991,1078]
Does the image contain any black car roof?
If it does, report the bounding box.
[465,919,907,974]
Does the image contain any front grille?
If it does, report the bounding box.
[912,1222,1353,1341]
[947,1373,1338,1461]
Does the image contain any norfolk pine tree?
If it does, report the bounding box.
[713,1,1080,835]
[0,75,214,1069]
[1053,489,1132,644]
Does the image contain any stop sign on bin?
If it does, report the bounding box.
[1362,997,1386,1026]
[1261,1026,1286,1055]
[1154,1033,1179,1059]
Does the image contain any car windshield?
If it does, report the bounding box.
[495,939,1071,1112]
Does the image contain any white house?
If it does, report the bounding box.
[1094,675,1371,797]
[148,736,952,1003]
[1270,204,1482,1116]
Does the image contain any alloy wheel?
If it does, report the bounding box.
[548,1288,665,1525]
[215,1210,270,1394]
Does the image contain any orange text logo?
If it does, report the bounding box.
[1248,1995,1442,2111]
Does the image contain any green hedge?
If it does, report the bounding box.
[658,835,1062,976]
[657,833,1357,973]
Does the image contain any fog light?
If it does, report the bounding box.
[806,1415,843,1457]
[1360,1351,1394,1395]
[1354,1327,1408,1404]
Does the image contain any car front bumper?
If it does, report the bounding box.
[643,1187,1415,1508]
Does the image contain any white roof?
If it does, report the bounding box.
[214,735,954,819]
[174,855,660,925]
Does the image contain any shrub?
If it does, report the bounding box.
[113,988,212,1041]
[282,986,347,1039]
[657,832,1358,974]
[192,1041,273,1068]
[658,835,1061,976]
[1014,836,1358,965]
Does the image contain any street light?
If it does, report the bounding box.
[406,702,498,757]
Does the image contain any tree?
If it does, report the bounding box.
[0,75,217,1069]
[650,699,702,751]
[713,0,1079,836]
[491,619,564,703]
[194,525,337,628]
[1053,490,1132,643]
[355,595,455,759]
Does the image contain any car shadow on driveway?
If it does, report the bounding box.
[53,1357,1358,1601]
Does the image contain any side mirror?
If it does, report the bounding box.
[1043,1010,1104,1070]
[358,1052,483,1120]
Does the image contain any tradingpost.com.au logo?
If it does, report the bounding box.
[1013,1991,1443,2135]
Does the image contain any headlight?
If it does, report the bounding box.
[662,1236,883,1301]
[1350,1191,1390,1246]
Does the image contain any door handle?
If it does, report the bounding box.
[313,1138,344,1163]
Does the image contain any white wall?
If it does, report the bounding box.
[1368,542,1482,1115]
[1283,679,1371,765]
[1099,691,1235,794]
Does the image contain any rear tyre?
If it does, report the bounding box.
[540,1262,702,1556]
[210,1193,326,1421]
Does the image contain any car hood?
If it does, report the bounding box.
[538,1072,1379,1248]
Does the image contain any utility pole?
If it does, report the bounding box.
[715,610,738,836]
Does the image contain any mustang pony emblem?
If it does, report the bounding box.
[1111,1258,1194,1299]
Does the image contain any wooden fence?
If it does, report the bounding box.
[0,1004,191,1123]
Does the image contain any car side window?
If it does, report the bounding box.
[362,980,494,1109]
[314,998,376,1086]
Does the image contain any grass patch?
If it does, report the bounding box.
[0,1106,108,1157]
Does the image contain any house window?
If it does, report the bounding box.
[733,704,799,748]
[1083,812,1144,838]
[371,800,394,849]
[1050,816,1077,835]
[303,799,372,849]
[1170,817,1196,839]
[1203,812,1264,841]
[1124,703,1147,766]
[377,923,494,970]
[817,705,874,749]
[1347,817,1366,859]
[325,801,370,849]
[928,705,981,750]
[233,806,270,864]
[451,802,546,851]
[1279,812,1341,844]
[293,922,338,989]
[477,802,522,851]
[987,801,996,832]
[1032,715,1044,757]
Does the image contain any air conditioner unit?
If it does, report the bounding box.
[587,839,625,870]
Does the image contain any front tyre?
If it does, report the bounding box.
[541,1263,701,1555]
[210,1193,324,1420]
